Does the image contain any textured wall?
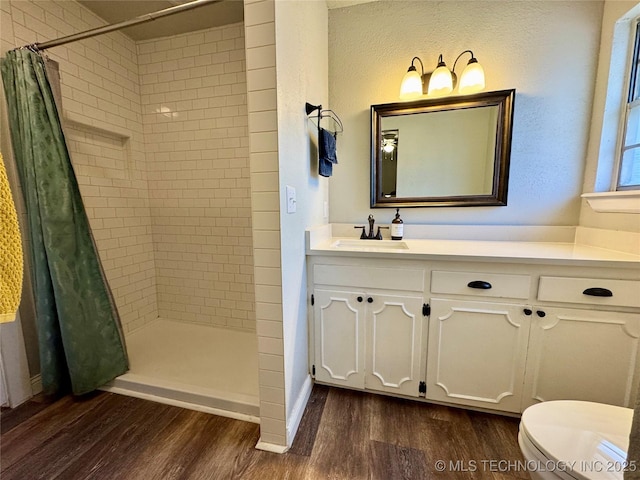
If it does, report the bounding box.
[138,24,255,331]
[328,1,603,227]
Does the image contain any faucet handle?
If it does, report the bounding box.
[354,226,366,239]
[375,226,389,240]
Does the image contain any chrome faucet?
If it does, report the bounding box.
[354,214,388,240]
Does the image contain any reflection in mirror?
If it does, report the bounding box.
[381,130,398,197]
[382,108,498,197]
[371,89,515,207]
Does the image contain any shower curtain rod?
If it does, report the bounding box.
[28,0,223,51]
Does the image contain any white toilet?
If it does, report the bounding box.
[518,401,634,480]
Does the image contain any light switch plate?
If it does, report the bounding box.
[286,185,296,213]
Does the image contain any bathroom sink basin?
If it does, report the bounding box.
[331,239,409,251]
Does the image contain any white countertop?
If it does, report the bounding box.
[306,225,640,268]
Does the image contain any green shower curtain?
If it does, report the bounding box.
[1,48,128,396]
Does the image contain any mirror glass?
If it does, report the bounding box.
[371,89,515,207]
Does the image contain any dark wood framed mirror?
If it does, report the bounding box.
[371,89,515,207]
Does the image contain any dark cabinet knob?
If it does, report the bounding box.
[467,280,492,289]
[536,310,546,317]
[523,308,532,316]
[357,296,363,303]
[367,297,373,303]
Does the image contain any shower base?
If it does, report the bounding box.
[102,318,260,423]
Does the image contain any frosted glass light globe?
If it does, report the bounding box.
[459,60,485,94]
[428,65,453,96]
[399,69,423,100]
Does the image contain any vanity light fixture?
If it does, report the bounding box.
[399,57,426,100]
[454,50,485,94]
[399,50,485,99]
[427,54,454,96]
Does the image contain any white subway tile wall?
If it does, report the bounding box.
[138,23,255,331]
[3,2,256,334]
[244,0,287,448]
[2,0,158,334]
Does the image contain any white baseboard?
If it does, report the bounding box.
[254,376,313,455]
[31,374,42,395]
[286,374,313,448]
[255,439,289,454]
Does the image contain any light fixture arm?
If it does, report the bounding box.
[452,50,475,74]
[410,56,424,76]
[399,56,427,99]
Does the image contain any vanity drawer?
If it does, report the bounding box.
[314,265,424,292]
[538,276,640,308]
[431,271,531,299]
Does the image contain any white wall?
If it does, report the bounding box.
[328,1,603,226]
[274,0,329,444]
[580,0,640,233]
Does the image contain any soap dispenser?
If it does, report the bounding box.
[391,208,404,240]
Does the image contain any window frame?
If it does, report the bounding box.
[582,5,640,214]
[615,18,640,191]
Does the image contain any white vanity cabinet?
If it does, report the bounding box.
[313,289,366,389]
[306,231,640,414]
[522,307,640,409]
[364,293,424,397]
[426,270,533,412]
[425,298,531,413]
[311,264,426,397]
[427,270,640,412]
[521,276,640,409]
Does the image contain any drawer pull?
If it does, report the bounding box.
[523,308,532,316]
[583,287,613,298]
[367,297,373,303]
[357,296,363,303]
[467,280,492,290]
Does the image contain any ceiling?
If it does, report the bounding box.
[77,0,378,42]
[77,0,244,41]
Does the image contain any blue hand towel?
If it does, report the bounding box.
[319,127,337,177]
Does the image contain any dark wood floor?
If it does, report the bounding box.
[1,385,528,479]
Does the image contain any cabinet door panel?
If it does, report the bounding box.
[522,308,640,409]
[426,298,530,412]
[313,289,365,389]
[365,294,424,397]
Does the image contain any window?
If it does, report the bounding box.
[582,5,640,213]
[618,20,640,190]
